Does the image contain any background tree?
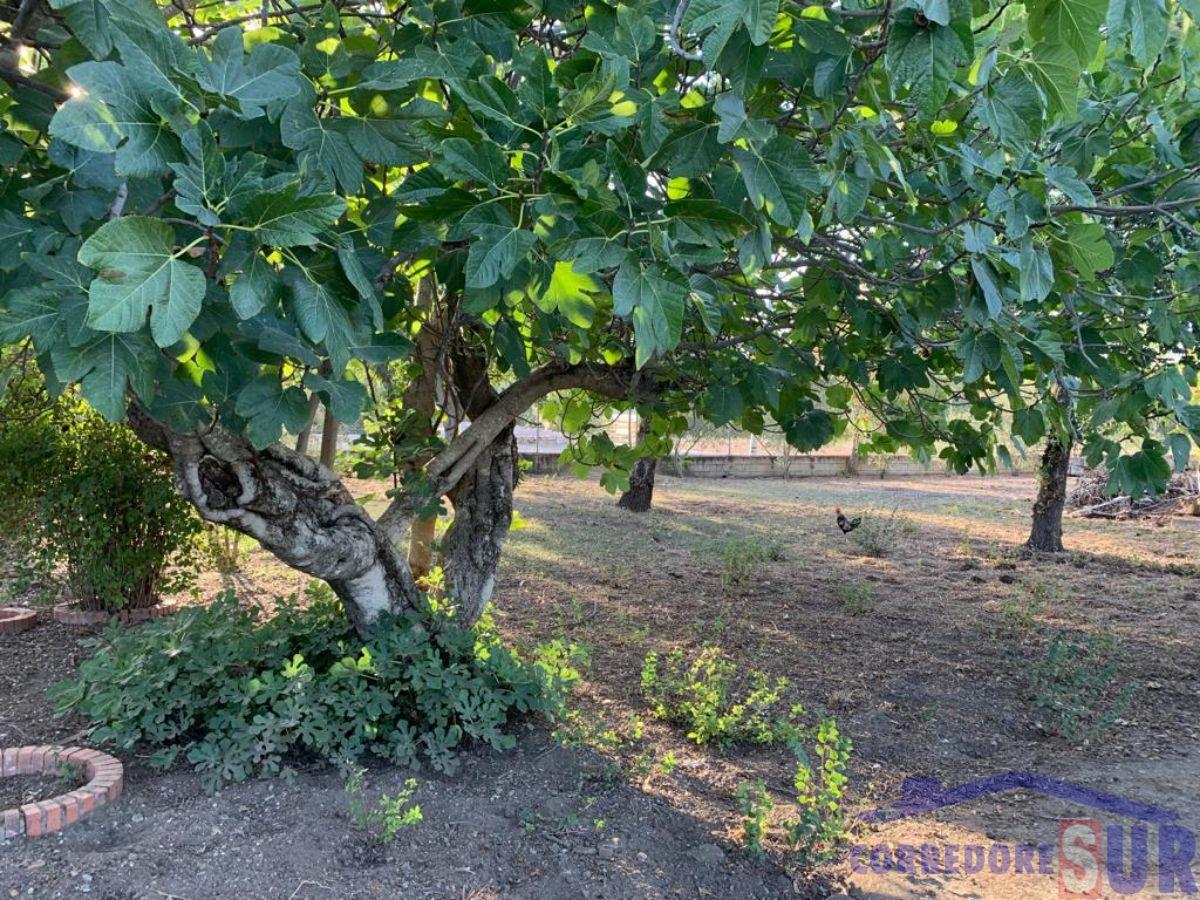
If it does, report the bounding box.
[618,416,660,513]
[2,0,1199,634]
[1026,383,1077,551]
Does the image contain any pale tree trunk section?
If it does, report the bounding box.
[1027,434,1072,552]
[618,418,657,512]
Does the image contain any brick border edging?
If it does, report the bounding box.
[0,608,37,635]
[52,603,177,627]
[1,746,123,841]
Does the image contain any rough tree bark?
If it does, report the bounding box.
[441,425,516,623]
[618,418,657,512]
[127,405,420,635]
[1027,434,1072,552]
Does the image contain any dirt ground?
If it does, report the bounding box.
[2,472,1199,899]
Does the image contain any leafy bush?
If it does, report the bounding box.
[0,377,57,603]
[846,507,914,557]
[33,410,199,610]
[1030,630,1137,744]
[50,586,580,792]
[717,536,786,586]
[994,581,1061,637]
[641,645,802,748]
[646,645,853,864]
[787,718,853,865]
[1,383,198,612]
[0,363,60,535]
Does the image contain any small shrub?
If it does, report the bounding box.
[836,581,875,616]
[996,581,1060,636]
[646,646,854,865]
[717,537,786,586]
[0,537,57,608]
[641,645,802,748]
[1030,630,1137,744]
[786,718,853,865]
[737,780,773,857]
[196,524,249,575]
[732,720,852,864]
[39,413,199,610]
[998,594,1045,636]
[656,749,679,777]
[50,586,582,792]
[553,708,622,753]
[846,507,913,557]
[344,764,423,843]
[5,398,199,612]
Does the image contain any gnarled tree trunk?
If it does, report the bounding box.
[441,426,516,624]
[128,406,420,634]
[1027,434,1072,552]
[618,417,658,512]
[129,358,647,637]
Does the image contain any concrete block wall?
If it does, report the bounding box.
[520,452,1036,479]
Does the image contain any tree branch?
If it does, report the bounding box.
[0,63,66,101]
[376,360,649,542]
[1049,197,1200,217]
[665,0,703,61]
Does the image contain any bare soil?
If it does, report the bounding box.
[0,773,73,813]
[2,473,1199,899]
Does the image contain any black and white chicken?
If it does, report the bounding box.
[836,507,862,534]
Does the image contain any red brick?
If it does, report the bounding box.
[55,750,87,776]
[30,746,53,772]
[66,748,101,767]
[92,770,120,790]
[44,746,68,771]
[0,608,36,635]
[85,786,108,809]
[68,790,94,816]
[2,748,17,776]
[67,791,84,814]
[16,747,34,774]
[40,801,62,833]
[20,803,43,837]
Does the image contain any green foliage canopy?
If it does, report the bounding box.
[2,0,1200,495]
